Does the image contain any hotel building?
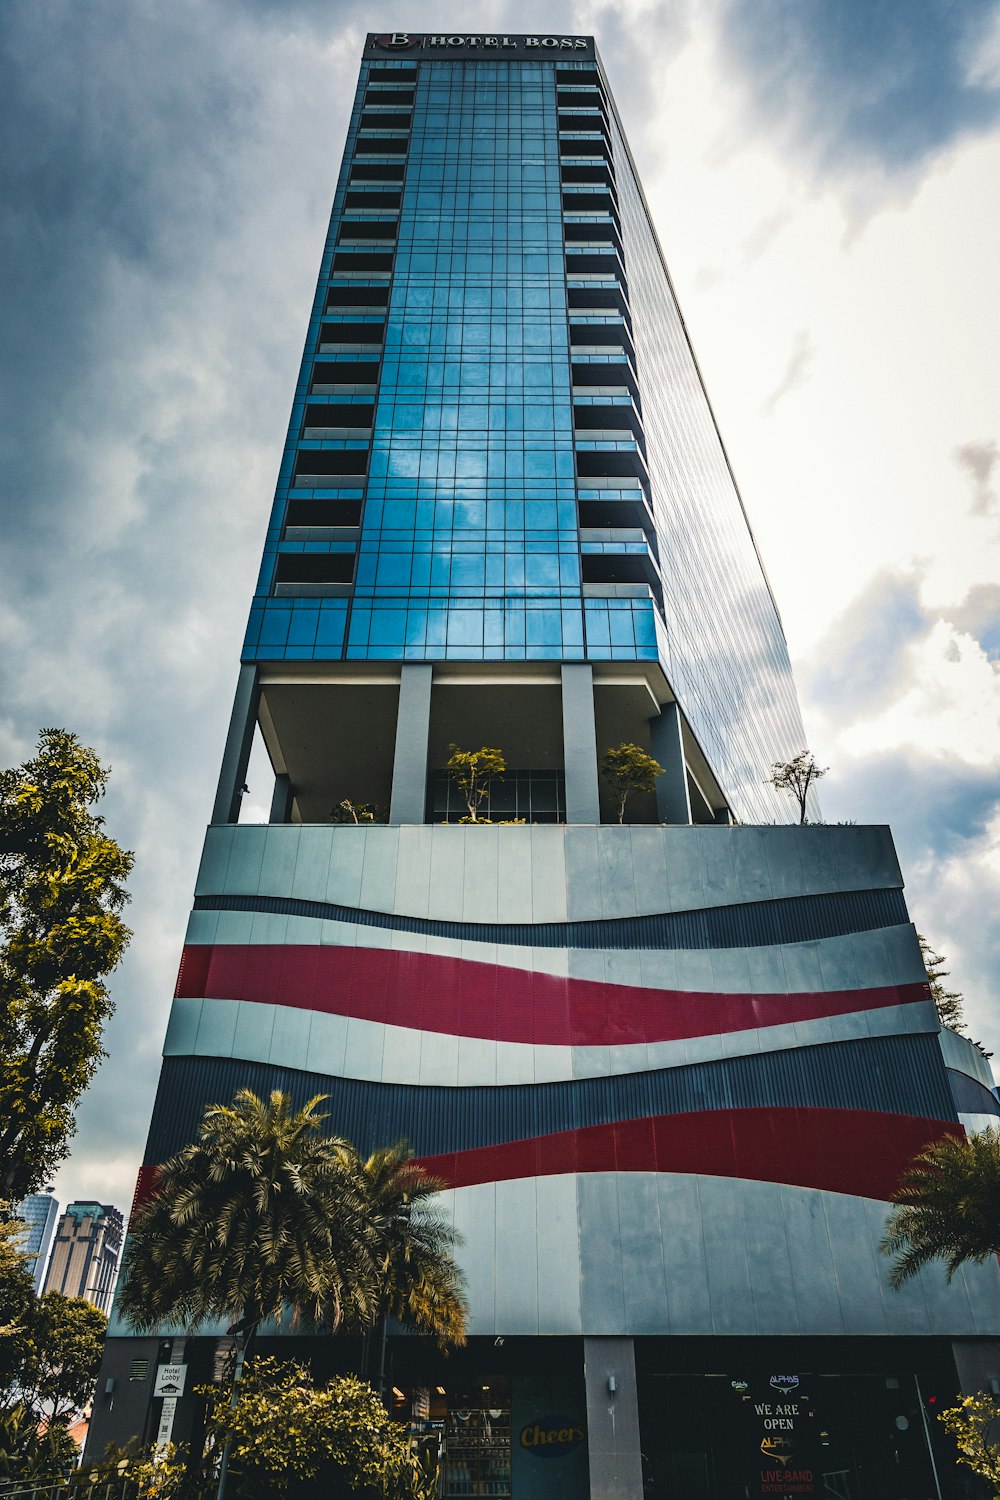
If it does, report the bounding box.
[89,33,1000,1499]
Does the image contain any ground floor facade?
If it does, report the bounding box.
[89,1331,1000,1499]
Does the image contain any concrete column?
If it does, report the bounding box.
[584,1337,643,1500]
[649,700,692,825]
[211,665,259,825]
[269,773,293,825]
[952,1339,1000,1394]
[562,664,601,824]
[389,664,432,825]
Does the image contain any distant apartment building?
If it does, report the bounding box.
[43,1202,123,1313]
[14,1194,59,1293]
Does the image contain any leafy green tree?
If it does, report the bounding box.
[0,1214,34,1393]
[446,746,505,823]
[0,729,134,1199]
[938,1392,1000,1497]
[7,1292,107,1426]
[0,1402,78,1481]
[200,1355,436,1499]
[880,1126,1000,1286]
[599,743,664,824]
[918,934,966,1032]
[766,750,827,824]
[80,1439,194,1500]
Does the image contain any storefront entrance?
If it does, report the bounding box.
[636,1340,975,1500]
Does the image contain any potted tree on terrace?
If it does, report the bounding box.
[445,745,505,823]
[599,742,664,824]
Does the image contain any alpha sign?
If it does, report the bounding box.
[367,33,593,54]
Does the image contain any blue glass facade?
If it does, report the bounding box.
[242,37,808,819]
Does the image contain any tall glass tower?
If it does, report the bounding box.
[90,34,1000,1498]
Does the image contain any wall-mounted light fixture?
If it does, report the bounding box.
[607,1374,617,1394]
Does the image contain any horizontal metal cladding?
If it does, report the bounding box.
[144,1032,957,1164]
[948,1068,1000,1118]
[192,885,910,951]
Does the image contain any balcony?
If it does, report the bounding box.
[317,322,384,353]
[272,549,356,597]
[348,162,405,184]
[331,249,395,274]
[578,493,656,542]
[325,285,389,312]
[363,88,415,106]
[285,498,362,529]
[293,446,369,489]
[310,359,380,394]
[574,399,645,449]
[359,111,412,131]
[561,163,616,190]
[344,190,402,210]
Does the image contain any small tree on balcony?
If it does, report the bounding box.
[600,743,664,824]
[331,799,385,825]
[446,746,505,823]
[767,751,827,824]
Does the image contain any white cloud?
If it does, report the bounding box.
[837,622,1000,763]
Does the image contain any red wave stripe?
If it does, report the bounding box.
[175,943,929,1047]
[416,1109,963,1201]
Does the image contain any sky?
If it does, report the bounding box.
[1,0,999,1212]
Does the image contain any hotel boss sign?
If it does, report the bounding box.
[366,32,594,55]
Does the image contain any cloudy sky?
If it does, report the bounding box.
[2,0,1000,1211]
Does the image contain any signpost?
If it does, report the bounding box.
[154,1365,187,1450]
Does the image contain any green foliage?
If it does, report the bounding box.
[0,729,134,1199]
[4,1291,107,1425]
[119,1090,380,1337]
[938,1392,1000,1495]
[121,1442,192,1500]
[1,1220,105,1445]
[82,1440,195,1500]
[119,1093,465,1349]
[446,746,505,823]
[200,1356,438,1499]
[880,1126,1000,1286]
[0,1401,79,1482]
[332,800,386,826]
[0,1213,34,1395]
[352,1140,466,1351]
[918,934,967,1032]
[767,750,827,824]
[599,743,663,824]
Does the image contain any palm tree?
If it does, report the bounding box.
[119,1092,466,1499]
[353,1141,467,1390]
[880,1126,1000,1287]
[119,1090,380,1339]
